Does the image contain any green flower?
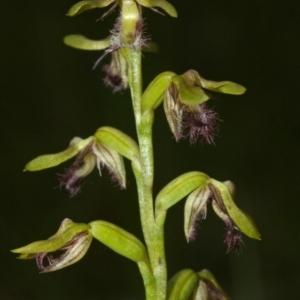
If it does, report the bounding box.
[164,70,246,144]
[25,135,126,197]
[11,219,92,273]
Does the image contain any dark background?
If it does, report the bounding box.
[1,0,300,299]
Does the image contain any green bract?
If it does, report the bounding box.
[94,126,140,162]
[155,172,209,213]
[142,71,175,112]
[89,220,148,263]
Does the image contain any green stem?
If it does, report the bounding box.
[129,49,167,300]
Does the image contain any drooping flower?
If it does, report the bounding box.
[184,178,261,251]
[25,135,126,197]
[163,70,246,144]
[11,219,92,273]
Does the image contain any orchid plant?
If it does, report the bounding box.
[12,1,261,299]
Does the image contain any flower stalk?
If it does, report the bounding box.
[129,47,167,299]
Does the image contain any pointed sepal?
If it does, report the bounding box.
[209,179,261,240]
[67,0,116,17]
[188,69,246,95]
[63,34,111,50]
[24,137,94,171]
[136,0,178,17]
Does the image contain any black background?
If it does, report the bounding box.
[1,0,300,299]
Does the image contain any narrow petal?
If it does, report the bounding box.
[136,0,178,17]
[184,185,211,242]
[67,0,116,17]
[189,69,246,95]
[64,35,111,50]
[93,143,126,189]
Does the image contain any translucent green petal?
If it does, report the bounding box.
[63,35,111,50]
[167,269,198,300]
[190,70,246,95]
[200,79,246,95]
[184,185,210,242]
[94,143,126,189]
[67,0,116,16]
[136,0,178,17]
[172,76,210,106]
[24,137,94,171]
